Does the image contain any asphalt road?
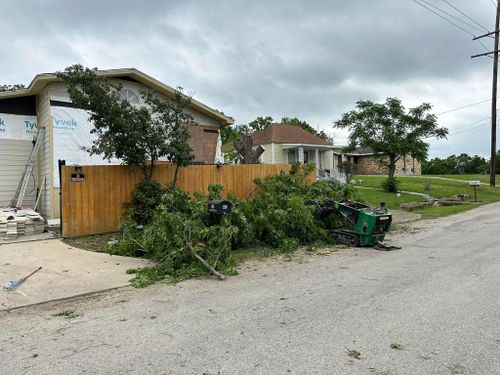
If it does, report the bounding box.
[1,203,500,375]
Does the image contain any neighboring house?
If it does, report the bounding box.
[0,68,233,220]
[250,123,336,174]
[335,147,422,176]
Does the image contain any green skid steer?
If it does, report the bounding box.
[313,200,401,250]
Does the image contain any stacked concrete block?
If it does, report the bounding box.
[0,209,47,241]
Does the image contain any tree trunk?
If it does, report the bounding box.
[142,165,151,181]
[388,157,396,178]
[148,162,155,181]
[172,163,180,188]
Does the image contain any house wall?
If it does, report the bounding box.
[0,139,38,207]
[255,144,334,170]
[50,81,222,127]
[355,155,422,176]
[274,144,287,164]
[187,124,219,164]
[0,99,38,208]
[258,143,273,163]
[36,86,53,218]
[42,80,225,220]
[321,151,334,171]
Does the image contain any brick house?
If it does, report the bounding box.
[334,147,422,176]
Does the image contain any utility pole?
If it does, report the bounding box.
[472,0,500,187]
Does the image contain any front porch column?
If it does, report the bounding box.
[330,152,334,170]
[298,147,304,163]
[315,149,320,168]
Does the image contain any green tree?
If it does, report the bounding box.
[334,97,448,179]
[220,124,250,145]
[0,84,25,92]
[248,116,274,132]
[57,65,196,185]
[422,154,489,175]
[462,154,489,174]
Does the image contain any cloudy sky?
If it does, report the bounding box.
[0,0,498,158]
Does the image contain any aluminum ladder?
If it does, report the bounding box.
[10,127,45,209]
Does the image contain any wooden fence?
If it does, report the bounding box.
[61,164,314,237]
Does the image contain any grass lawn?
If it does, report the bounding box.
[423,174,499,184]
[355,188,425,210]
[353,175,500,218]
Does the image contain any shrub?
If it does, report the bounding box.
[125,179,166,225]
[111,165,360,285]
[382,177,399,193]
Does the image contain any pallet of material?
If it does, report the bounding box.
[0,208,47,240]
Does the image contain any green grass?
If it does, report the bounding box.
[424,174,499,184]
[356,189,425,210]
[53,309,79,319]
[411,203,478,218]
[354,176,499,201]
[353,175,500,218]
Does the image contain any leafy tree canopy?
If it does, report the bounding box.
[334,97,448,178]
[222,115,333,147]
[249,116,274,132]
[422,153,489,175]
[57,64,196,184]
[0,84,26,92]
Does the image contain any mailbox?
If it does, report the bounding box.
[469,180,481,202]
[208,200,232,216]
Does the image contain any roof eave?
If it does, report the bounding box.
[0,68,234,126]
[279,143,335,149]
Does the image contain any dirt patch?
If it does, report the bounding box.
[62,233,118,253]
[391,209,421,224]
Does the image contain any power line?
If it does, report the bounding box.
[414,0,475,37]
[436,99,492,115]
[491,0,498,9]
[477,38,493,53]
[468,1,499,186]
[448,121,491,136]
[424,117,491,140]
[448,117,491,132]
[414,0,491,53]
[419,0,487,33]
[441,0,490,32]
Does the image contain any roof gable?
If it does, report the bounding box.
[0,68,234,126]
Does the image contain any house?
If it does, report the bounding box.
[335,147,422,176]
[250,123,336,174]
[0,68,234,221]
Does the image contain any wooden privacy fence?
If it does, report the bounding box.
[61,163,315,237]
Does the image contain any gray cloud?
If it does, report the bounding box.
[0,0,496,157]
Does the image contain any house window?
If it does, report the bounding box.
[119,89,140,104]
[288,149,297,164]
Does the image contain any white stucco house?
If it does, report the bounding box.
[250,123,336,174]
[0,68,234,220]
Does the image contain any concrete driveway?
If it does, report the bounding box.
[1,203,500,374]
[0,239,150,310]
